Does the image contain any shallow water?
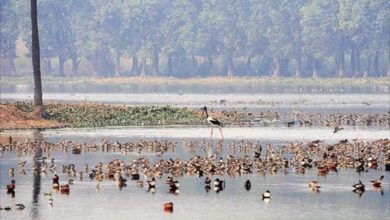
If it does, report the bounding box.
[0,127,389,220]
[1,126,389,142]
[1,93,389,111]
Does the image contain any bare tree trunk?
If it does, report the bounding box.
[191,54,197,68]
[58,54,65,77]
[207,54,213,76]
[131,56,138,75]
[295,56,302,77]
[152,47,159,76]
[115,52,121,77]
[226,55,234,77]
[337,46,345,77]
[312,58,318,78]
[350,47,356,77]
[71,56,80,76]
[355,47,361,77]
[373,50,379,76]
[167,54,173,75]
[31,0,44,117]
[7,54,16,75]
[387,56,390,77]
[44,58,52,75]
[140,57,146,77]
[246,56,252,74]
[363,58,370,78]
[272,57,280,77]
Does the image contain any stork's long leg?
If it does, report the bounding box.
[210,127,214,140]
[219,127,224,139]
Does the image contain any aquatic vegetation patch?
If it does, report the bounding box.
[12,101,201,127]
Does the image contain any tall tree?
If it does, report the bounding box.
[31,0,44,117]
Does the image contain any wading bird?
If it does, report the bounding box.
[201,106,224,139]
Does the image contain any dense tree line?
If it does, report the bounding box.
[1,0,389,78]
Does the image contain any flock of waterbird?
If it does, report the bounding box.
[1,136,388,212]
[1,106,389,212]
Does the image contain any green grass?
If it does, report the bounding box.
[12,101,201,127]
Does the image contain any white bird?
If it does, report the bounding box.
[201,106,224,139]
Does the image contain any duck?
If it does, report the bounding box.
[213,178,224,192]
[262,190,271,199]
[168,180,180,194]
[60,184,70,194]
[131,173,140,180]
[117,176,127,188]
[370,175,384,187]
[52,174,60,188]
[163,202,173,212]
[309,181,321,192]
[6,180,16,193]
[333,126,344,133]
[244,180,251,191]
[353,180,365,190]
[205,177,211,186]
[3,206,11,211]
[136,180,144,188]
[15,204,25,210]
[48,198,53,206]
[213,178,224,188]
[147,177,156,191]
[8,168,14,177]
[44,192,53,197]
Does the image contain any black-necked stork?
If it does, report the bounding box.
[201,106,224,139]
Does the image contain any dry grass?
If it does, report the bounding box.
[0,104,64,130]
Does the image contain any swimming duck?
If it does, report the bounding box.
[15,204,25,210]
[117,175,127,188]
[370,175,384,187]
[163,202,173,212]
[333,126,344,133]
[60,184,70,194]
[309,181,321,192]
[6,180,16,193]
[44,192,53,197]
[244,180,251,191]
[131,173,140,180]
[168,180,180,194]
[353,180,365,190]
[52,174,60,188]
[262,190,271,199]
[214,178,224,188]
[136,180,144,188]
[205,177,211,186]
[8,168,14,177]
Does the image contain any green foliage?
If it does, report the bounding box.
[13,101,201,127]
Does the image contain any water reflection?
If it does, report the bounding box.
[31,130,43,219]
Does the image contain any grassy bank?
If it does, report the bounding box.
[10,102,201,128]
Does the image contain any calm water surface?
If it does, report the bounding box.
[0,127,389,220]
[1,93,389,111]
